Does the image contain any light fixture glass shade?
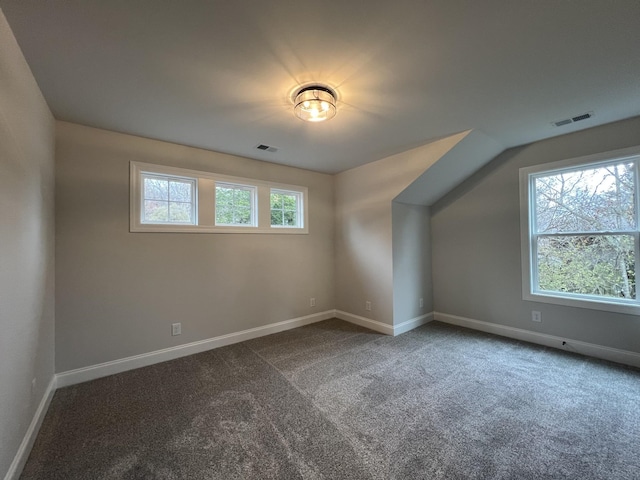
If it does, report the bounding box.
[293,86,337,122]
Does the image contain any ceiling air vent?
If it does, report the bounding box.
[571,112,592,122]
[552,111,594,127]
[553,119,573,127]
[256,144,278,153]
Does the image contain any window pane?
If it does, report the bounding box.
[169,180,193,202]
[143,200,169,222]
[537,234,635,299]
[284,211,297,226]
[283,194,297,211]
[234,207,252,224]
[235,189,251,207]
[215,184,254,226]
[215,187,233,206]
[534,162,635,234]
[168,202,193,223]
[144,177,168,201]
[216,206,233,225]
[271,193,283,209]
[142,174,195,225]
[271,189,300,227]
[271,210,283,225]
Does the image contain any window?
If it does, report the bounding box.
[215,183,256,226]
[520,146,640,314]
[130,162,308,234]
[141,173,196,224]
[271,189,303,228]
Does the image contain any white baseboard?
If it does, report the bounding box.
[55,309,432,389]
[4,376,57,480]
[334,310,434,336]
[434,312,640,368]
[56,310,335,388]
[393,312,434,335]
[335,310,394,335]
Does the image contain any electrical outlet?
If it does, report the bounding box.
[172,323,182,336]
[310,297,316,307]
[365,301,372,311]
[531,311,542,323]
[31,378,36,392]
[419,298,424,308]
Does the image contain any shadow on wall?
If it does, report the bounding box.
[431,147,523,215]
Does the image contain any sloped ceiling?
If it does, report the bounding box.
[1,0,639,174]
[396,130,504,206]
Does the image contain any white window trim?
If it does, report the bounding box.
[130,162,309,234]
[519,145,640,316]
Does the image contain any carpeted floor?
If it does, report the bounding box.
[21,319,640,479]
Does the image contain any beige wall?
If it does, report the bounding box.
[0,10,55,479]
[55,122,335,372]
[334,133,465,325]
[392,202,432,323]
[432,116,640,353]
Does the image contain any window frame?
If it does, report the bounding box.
[519,145,640,315]
[270,188,304,229]
[215,182,258,227]
[130,162,308,234]
[140,172,197,225]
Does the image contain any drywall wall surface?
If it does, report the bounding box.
[395,129,503,206]
[335,133,465,324]
[0,9,55,479]
[55,122,335,372]
[432,116,640,352]
[392,202,432,324]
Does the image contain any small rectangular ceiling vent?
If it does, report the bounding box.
[256,144,278,153]
[552,111,594,127]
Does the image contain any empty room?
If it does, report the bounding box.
[2,1,640,479]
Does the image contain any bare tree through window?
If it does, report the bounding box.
[532,161,636,300]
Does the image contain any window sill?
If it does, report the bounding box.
[524,291,640,316]
[130,224,308,234]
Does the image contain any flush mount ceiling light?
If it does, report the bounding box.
[293,85,337,122]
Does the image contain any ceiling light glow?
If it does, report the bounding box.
[293,85,337,122]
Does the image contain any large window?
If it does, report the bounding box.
[130,162,308,234]
[520,146,640,314]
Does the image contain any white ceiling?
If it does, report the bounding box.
[2,0,639,174]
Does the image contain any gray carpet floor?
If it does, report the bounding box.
[21,319,640,479]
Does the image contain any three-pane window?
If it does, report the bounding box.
[131,162,308,234]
